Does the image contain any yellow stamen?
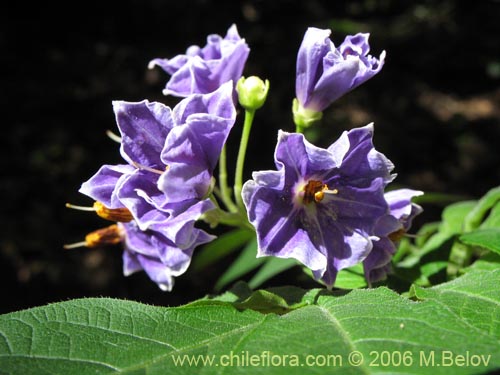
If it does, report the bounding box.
[66,202,133,222]
[64,224,123,249]
[303,180,325,204]
[93,202,133,222]
[302,181,337,204]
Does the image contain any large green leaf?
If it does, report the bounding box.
[463,186,500,232]
[459,228,500,254]
[480,202,500,229]
[1,270,499,374]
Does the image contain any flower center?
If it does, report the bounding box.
[302,180,328,204]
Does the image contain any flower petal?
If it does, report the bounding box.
[113,100,174,168]
[362,237,396,284]
[385,188,424,225]
[295,28,385,112]
[327,124,394,186]
[275,130,337,185]
[243,180,327,273]
[295,27,333,110]
[151,25,249,97]
[122,250,174,291]
[159,83,235,200]
[79,164,135,208]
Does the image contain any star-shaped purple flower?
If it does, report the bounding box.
[79,82,236,290]
[295,27,386,113]
[149,24,250,97]
[363,189,423,284]
[242,124,395,288]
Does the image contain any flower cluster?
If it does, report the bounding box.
[74,82,236,291]
[67,24,422,291]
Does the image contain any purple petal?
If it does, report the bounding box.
[295,27,333,111]
[327,124,394,186]
[311,56,361,108]
[159,83,235,200]
[295,28,385,112]
[385,188,424,225]
[320,178,388,233]
[123,250,174,291]
[113,100,173,168]
[150,24,249,97]
[163,57,215,97]
[274,130,337,185]
[317,230,375,287]
[121,216,215,291]
[243,180,327,273]
[171,81,236,129]
[362,237,396,284]
[116,169,170,229]
[79,164,135,208]
[340,33,371,58]
[148,198,216,247]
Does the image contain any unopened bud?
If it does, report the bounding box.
[237,76,270,110]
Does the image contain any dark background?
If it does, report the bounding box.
[2,0,499,314]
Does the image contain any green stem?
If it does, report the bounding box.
[295,123,305,134]
[234,109,256,210]
[218,145,238,213]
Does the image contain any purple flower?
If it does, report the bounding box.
[149,24,250,97]
[120,201,215,291]
[242,124,395,288]
[295,27,386,113]
[363,189,423,284]
[79,82,236,290]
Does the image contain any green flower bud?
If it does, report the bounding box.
[292,98,323,130]
[236,76,270,110]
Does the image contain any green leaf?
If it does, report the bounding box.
[463,186,500,232]
[190,228,254,271]
[464,252,500,272]
[480,202,500,229]
[334,263,368,289]
[459,228,500,254]
[414,221,441,248]
[411,261,449,287]
[214,238,264,291]
[248,257,298,289]
[397,201,476,269]
[2,270,500,374]
[441,200,477,234]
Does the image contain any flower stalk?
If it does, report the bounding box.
[234,108,255,211]
[218,146,238,213]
